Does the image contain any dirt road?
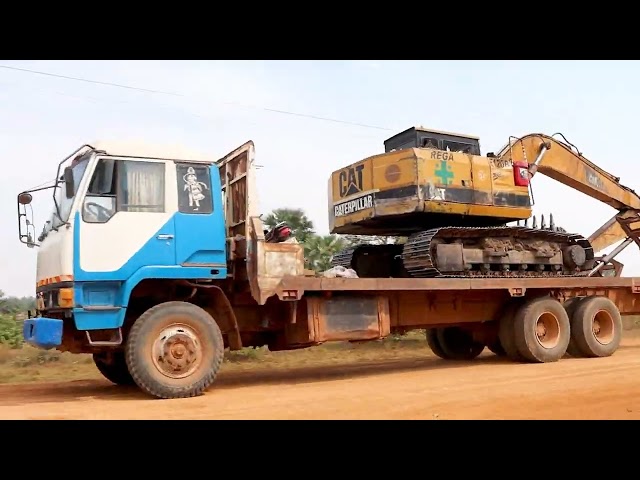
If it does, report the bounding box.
[2,336,640,420]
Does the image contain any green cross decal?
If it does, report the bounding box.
[435,160,454,185]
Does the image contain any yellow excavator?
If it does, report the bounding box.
[328,126,640,279]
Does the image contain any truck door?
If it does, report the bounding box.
[77,156,177,277]
[173,161,226,273]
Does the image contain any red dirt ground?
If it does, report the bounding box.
[2,334,640,419]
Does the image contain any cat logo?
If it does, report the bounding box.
[338,164,365,198]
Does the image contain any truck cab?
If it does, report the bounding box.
[17,140,306,399]
[21,141,228,329]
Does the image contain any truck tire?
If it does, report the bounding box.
[92,351,135,386]
[426,328,448,359]
[498,302,527,362]
[513,296,570,363]
[435,327,485,360]
[570,296,622,358]
[563,297,587,357]
[125,301,225,399]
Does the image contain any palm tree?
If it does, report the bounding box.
[263,208,315,243]
[304,234,350,272]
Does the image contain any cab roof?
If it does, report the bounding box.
[89,139,218,164]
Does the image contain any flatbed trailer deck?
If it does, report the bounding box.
[268,275,640,364]
[279,275,640,295]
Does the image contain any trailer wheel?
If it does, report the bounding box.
[125,301,225,399]
[92,351,135,386]
[513,296,570,363]
[498,302,527,362]
[425,328,448,359]
[487,340,506,356]
[563,297,587,357]
[570,296,622,358]
[436,327,485,360]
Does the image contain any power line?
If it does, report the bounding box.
[0,63,394,132]
[0,64,183,96]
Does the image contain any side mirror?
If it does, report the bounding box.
[63,167,75,198]
[18,192,33,205]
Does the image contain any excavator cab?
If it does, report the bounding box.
[383,126,482,156]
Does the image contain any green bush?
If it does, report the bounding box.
[0,314,24,349]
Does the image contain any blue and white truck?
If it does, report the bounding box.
[16,137,640,400]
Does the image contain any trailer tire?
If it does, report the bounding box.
[487,340,506,356]
[513,296,570,363]
[498,303,527,362]
[436,327,485,360]
[425,328,448,360]
[563,297,587,357]
[570,296,622,358]
[92,351,135,386]
[125,301,225,399]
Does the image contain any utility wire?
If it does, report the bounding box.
[0,64,394,131]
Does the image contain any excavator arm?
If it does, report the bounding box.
[495,133,640,275]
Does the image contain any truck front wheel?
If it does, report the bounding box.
[125,301,225,399]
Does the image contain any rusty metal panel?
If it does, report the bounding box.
[378,296,391,337]
[217,141,257,242]
[283,299,315,345]
[264,245,302,276]
[277,275,640,293]
[308,296,389,342]
[248,217,305,305]
[391,290,506,328]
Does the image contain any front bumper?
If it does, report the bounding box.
[22,317,63,350]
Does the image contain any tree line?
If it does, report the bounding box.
[0,291,34,348]
[1,291,35,316]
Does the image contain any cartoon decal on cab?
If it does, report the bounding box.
[176,163,213,214]
[183,166,209,211]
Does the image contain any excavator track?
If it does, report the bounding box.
[331,226,596,279]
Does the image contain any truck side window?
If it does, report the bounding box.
[176,163,213,214]
[83,158,166,223]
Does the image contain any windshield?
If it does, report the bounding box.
[46,154,91,232]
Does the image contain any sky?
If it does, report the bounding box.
[1,59,640,297]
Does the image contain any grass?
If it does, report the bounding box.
[0,331,432,384]
[2,316,640,385]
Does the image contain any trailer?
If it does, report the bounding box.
[272,275,640,362]
[15,139,640,400]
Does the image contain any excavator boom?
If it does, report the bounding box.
[495,133,640,255]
